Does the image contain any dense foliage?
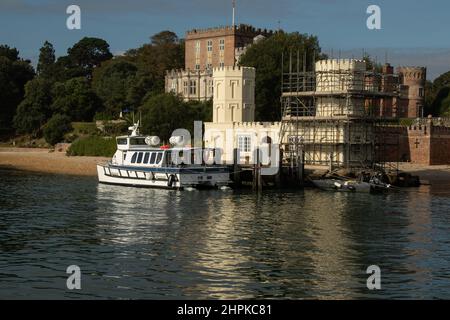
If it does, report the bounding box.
[43,114,72,145]
[140,93,212,142]
[67,136,117,157]
[0,45,35,131]
[239,32,325,121]
[0,30,188,146]
[426,71,450,116]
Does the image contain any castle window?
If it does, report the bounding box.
[195,64,200,70]
[419,88,424,97]
[189,80,197,95]
[195,41,201,54]
[219,61,225,68]
[183,81,189,95]
[219,39,225,51]
[231,81,238,99]
[207,40,213,52]
[206,63,212,70]
[170,81,177,93]
[208,80,214,95]
[238,135,252,153]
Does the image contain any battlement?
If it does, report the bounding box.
[235,46,248,54]
[166,69,212,76]
[431,126,450,134]
[212,65,256,76]
[315,59,366,72]
[186,24,276,38]
[408,124,430,135]
[232,121,281,128]
[397,66,427,80]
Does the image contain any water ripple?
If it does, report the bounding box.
[1,171,450,299]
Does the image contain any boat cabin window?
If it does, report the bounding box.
[150,153,157,164]
[130,137,147,145]
[156,153,163,164]
[143,152,150,164]
[117,138,128,145]
[123,152,127,161]
[131,153,137,163]
[137,152,144,163]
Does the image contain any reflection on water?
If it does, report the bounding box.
[1,170,450,299]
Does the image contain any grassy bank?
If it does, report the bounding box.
[67,136,117,157]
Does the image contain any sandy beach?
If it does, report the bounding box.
[396,163,450,185]
[1,147,450,185]
[0,147,108,176]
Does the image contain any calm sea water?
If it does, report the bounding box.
[1,169,450,299]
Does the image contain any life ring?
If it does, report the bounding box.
[167,174,176,187]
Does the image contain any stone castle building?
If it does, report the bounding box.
[379,117,450,165]
[165,24,275,101]
[185,24,274,71]
[203,59,444,168]
[204,66,280,165]
[397,67,427,118]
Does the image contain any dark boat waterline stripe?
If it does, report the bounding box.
[102,164,229,174]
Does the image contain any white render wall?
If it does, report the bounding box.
[213,66,256,123]
[315,59,367,117]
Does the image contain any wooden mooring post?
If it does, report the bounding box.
[252,148,263,192]
[233,148,242,187]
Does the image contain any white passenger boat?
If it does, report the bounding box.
[97,123,230,190]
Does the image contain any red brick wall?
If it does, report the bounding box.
[376,126,409,162]
[408,125,431,164]
[376,124,450,165]
[185,25,274,70]
[430,127,450,165]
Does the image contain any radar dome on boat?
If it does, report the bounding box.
[145,136,160,146]
[169,136,184,146]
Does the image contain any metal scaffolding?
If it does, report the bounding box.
[279,51,401,171]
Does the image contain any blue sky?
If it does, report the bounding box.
[1,0,449,79]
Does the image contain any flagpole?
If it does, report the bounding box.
[232,0,236,27]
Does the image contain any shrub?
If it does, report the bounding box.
[67,136,116,157]
[71,122,99,136]
[103,121,129,136]
[399,118,414,127]
[43,114,72,145]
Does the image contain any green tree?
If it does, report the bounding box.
[37,41,56,77]
[0,46,35,130]
[43,114,72,145]
[51,77,103,121]
[151,31,180,46]
[0,45,19,61]
[140,93,212,142]
[426,71,450,116]
[239,31,324,121]
[125,30,184,94]
[13,78,53,135]
[92,59,138,116]
[67,37,113,78]
[363,54,382,72]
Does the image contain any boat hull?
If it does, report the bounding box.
[97,164,230,190]
[311,179,371,193]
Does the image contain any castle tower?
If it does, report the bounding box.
[397,66,426,118]
[185,25,275,71]
[212,66,255,123]
[315,59,367,117]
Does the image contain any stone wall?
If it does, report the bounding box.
[376,120,450,165]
